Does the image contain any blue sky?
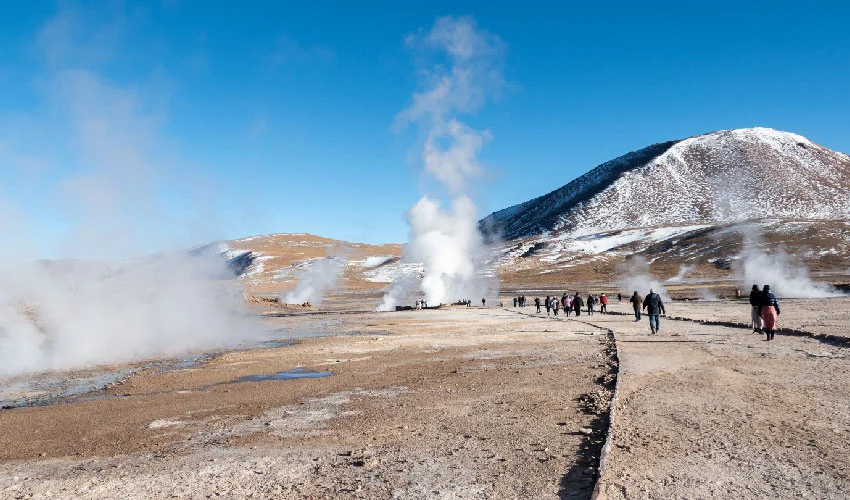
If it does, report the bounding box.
[1,1,849,258]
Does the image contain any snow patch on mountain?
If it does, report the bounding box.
[483,128,850,241]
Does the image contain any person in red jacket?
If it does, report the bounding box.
[600,293,608,314]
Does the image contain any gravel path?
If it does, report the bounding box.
[579,309,850,499]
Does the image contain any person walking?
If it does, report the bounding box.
[513,297,518,308]
[600,294,608,314]
[587,293,595,315]
[572,292,584,317]
[617,293,622,303]
[545,296,551,316]
[482,298,486,307]
[759,285,781,341]
[564,294,572,317]
[642,288,666,335]
[629,291,643,321]
[749,285,763,334]
[535,297,541,313]
[553,299,559,317]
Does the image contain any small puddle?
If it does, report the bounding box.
[229,368,333,384]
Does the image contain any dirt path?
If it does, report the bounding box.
[662,297,850,339]
[0,308,614,499]
[579,308,850,499]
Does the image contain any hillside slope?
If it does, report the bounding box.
[484,128,850,240]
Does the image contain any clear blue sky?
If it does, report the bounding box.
[2,1,849,257]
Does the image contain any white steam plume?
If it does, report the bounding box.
[379,16,504,310]
[282,257,345,305]
[733,226,838,298]
[617,256,671,302]
[0,7,258,376]
[667,264,695,283]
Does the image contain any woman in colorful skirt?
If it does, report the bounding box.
[759,285,781,341]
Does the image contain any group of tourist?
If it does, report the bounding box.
[749,284,781,341]
[508,283,782,340]
[512,293,610,316]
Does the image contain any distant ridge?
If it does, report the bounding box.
[483,128,850,240]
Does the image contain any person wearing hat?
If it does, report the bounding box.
[749,285,763,334]
[642,288,666,335]
[758,285,781,341]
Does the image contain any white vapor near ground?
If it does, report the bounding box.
[282,257,346,305]
[733,227,838,298]
[379,16,504,310]
[0,7,257,377]
[617,256,671,302]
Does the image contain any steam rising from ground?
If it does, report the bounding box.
[379,16,504,310]
[0,255,257,377]
[0,7,258,376]
[734,227,838,298]
[667,264,695,283]
[282,257,345,305]
[617,256,670,302]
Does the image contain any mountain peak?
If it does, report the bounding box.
[483,128,850,241]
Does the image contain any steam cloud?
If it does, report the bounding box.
[0,8,258,376]
[617,256,671,302]
[282,257,345,305]
[379,16,504,310]
[667,264,695,283]
[0,255,256,377]
[733,225,838,298]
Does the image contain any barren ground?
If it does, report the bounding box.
[2,298,850,499]
[0,308,614,499]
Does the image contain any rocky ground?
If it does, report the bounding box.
[2,297,849,499]
[0,308,615,499]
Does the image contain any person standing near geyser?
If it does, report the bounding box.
[749,285,763,334]
[642,288,666,335]
[759,285,781,341]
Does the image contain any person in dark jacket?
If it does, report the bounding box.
[749,285,763,334]
[759,285,781,341]
[545,296,552,316]
[586,294,595,315]
[572,292,584,317]
[642,288,666,334]
[629,291,643,321]
[535,297,541,313]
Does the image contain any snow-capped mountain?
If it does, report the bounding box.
[481,128,850,287]
[483,128,850,240]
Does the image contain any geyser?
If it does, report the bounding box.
[379,16,505,310]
